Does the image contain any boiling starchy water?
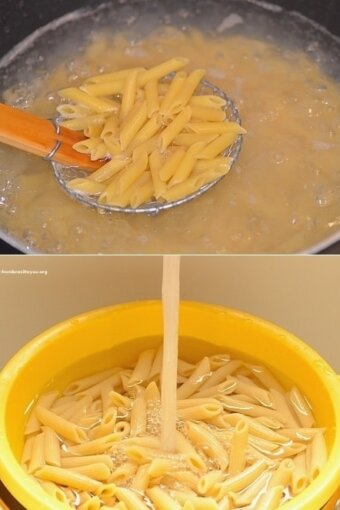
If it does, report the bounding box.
[0,0,339,253]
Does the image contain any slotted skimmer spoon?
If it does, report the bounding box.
[0,79,243,215]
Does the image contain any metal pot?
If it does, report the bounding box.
[0,0,339,254]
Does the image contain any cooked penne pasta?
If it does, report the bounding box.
[58,58,245,207]
[145,79,160,118]
[25,345,325,510]
[59,88,118,113]
[228,419,249,474]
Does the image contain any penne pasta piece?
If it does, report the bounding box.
[228,419,249,475]
[186,421,229,470]
[36,405,88,444]
[22,435,35,465]
[35,465,101,492]
[309,432,327,480]
[177,359,196,376]
[268,459,294,488]
[217,496,231,510]
[130,391,147,436]
[114,420,131,435]
[84,124,104,138]
[103,504,127,510]
[289,387,315,428]
[109,462,137,483]
[149,345,163,380]
[39,481,69,504]
[177,398,220,408]
[125,445,162,465]
[200,361,243,391]
[147,458,183,478]
[230,376,273,407]
[120,69,140,121]
[215,460,268,499]
[60,114,110,131]
[248,365,285,393]
[256,485,284,510]
[114,486,151,510]
[159,149,186,182]
[169,142,208,185]
[147,487,182,510]
[138,57,189,87]
[89,409,117,439]
[43,427,61,467]
[171,69,206,111]
[145,79,160,117]
[67,178,106,196]
[197,470,225,495]
[149,150,167,199]
[193,379,236,399]
[102,134,122,155]
[187,121,246,135]
[270,389,299,428]
[28,432,46,474]
[161,176,202,202]
[253,416,284,430]
[191,105,226,122]
[173,492,218,510]
[65,433,122,456]
[166,470,199,491]
[72,137,103,155]
[223,414,289,444]
[120,101,148,150]
[78,495,101,510]
[59,88,118,113]
[128,349,157,386]
[175,430,208,472]
[190,95,227,108]
[229,471,270,507]
[177,357,211,399]
[25,391,59,435]
[280,427,325,442]
[193,157,232,173]
[191,166,229,187]
[160,107,192,151]
[128,115,162,152]
[159,71,187,115]
[85,67,145,84]
[81,81,124,96]
[131,464,150,491]
[69,462,111,482]
[219,395,287,424]
[56,104,90,119]
[61,455,113,470]
[115,153,148,194]
[196,133,237,159]
[174,133,218,146]
[101,381,119,416]
[109,391,131,408]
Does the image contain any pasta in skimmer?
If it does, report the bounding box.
[57,58,245,208]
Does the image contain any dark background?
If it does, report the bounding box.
[0,0,339,254]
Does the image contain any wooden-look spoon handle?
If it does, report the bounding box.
[0,103,101,171]
[0,497,10,509]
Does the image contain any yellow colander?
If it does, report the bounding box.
[0,301,339,510]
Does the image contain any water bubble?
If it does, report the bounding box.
[7,206,17,215]
[315,189,334,207]
[46,91,57,101]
